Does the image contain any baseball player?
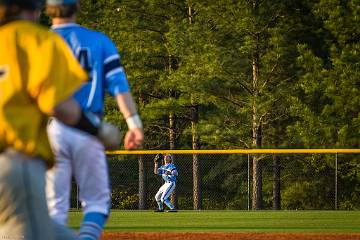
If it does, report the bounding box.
[0,0,120,239]
[154,154,178,212]
[45,0,144,239]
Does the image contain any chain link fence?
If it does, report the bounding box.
[70,151,360,211]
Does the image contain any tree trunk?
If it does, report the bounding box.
[252,158,263,210]
[169,112,177,208]
[251,26,263,209]
[252,108,263,210]
[191,102,201,210]
[137,85,146,210]
[138,155,147,210]
[252,124,263,210]
[186,5,201,210]
[273,155,281,210]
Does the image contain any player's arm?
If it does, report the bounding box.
[154,162,159,175]
[52,97,81,125]
[165,168,178,176]
[153,154,161,175]
[154,166,164,176]
[52,98,120,149]
[171,168,179,177]
[116,92,144,150]
[116,89,144,149]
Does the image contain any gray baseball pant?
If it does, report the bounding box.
[0,149,76,240]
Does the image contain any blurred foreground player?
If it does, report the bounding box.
[0,0,119,239]
[45,0,144,239]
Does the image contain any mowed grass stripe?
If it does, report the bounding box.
[68,210,360,233]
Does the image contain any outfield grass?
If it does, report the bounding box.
[68,210,360,233]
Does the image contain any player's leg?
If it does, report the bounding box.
[46,119,73,225]
[53,221,78,240]
[46,161,73,225]
[72,133,110,240]
[160,182,176,211]
[154,185,165,212]
[0,150,77,240]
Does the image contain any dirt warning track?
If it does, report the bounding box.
[101,232,360,240]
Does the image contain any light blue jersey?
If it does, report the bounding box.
[157,163,178,182]
[52,23,130,117]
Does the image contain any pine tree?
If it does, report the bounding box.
[288,0,360,209]
[189,0,300,210]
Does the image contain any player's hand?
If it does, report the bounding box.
[98,122,121,150]
[124,128,143,150]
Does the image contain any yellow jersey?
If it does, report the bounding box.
[0,20,87,168]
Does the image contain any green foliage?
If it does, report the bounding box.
[284,0,359,210]
[75,0,359,210]
[111,190,139,209]
[282,180,333,210]
[177,196,193,209]
[289,0,360,149]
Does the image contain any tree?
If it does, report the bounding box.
[288,0,360,209]
[191,0,300,210]
[75,0,360,210]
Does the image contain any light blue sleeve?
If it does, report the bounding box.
[171,168,178,177]
[102,34,130,96]
[170,164,178,176]
[157,167,165,175]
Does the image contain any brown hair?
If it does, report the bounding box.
[0,5,21,25]
[45,3,77,18]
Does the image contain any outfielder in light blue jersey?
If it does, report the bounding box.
[45,1,144,240]
[154,154,178,212]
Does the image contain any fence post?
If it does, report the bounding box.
[335,153,338,210]
[247,154,250,211]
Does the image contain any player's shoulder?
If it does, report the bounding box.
[168,163,177,169]
[4,20,65,49]
[4,20,52,39]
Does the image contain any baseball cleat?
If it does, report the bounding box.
[154,209,164,212]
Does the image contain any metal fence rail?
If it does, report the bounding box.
[70,149,360,211]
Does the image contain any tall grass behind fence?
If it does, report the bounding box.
[70,150,360,211]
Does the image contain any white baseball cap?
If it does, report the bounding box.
[164,154,173,161]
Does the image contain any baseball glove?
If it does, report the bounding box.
[154,154,162,164]
[98,122,122,150]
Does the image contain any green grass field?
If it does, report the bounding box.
[68,210,360,233]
